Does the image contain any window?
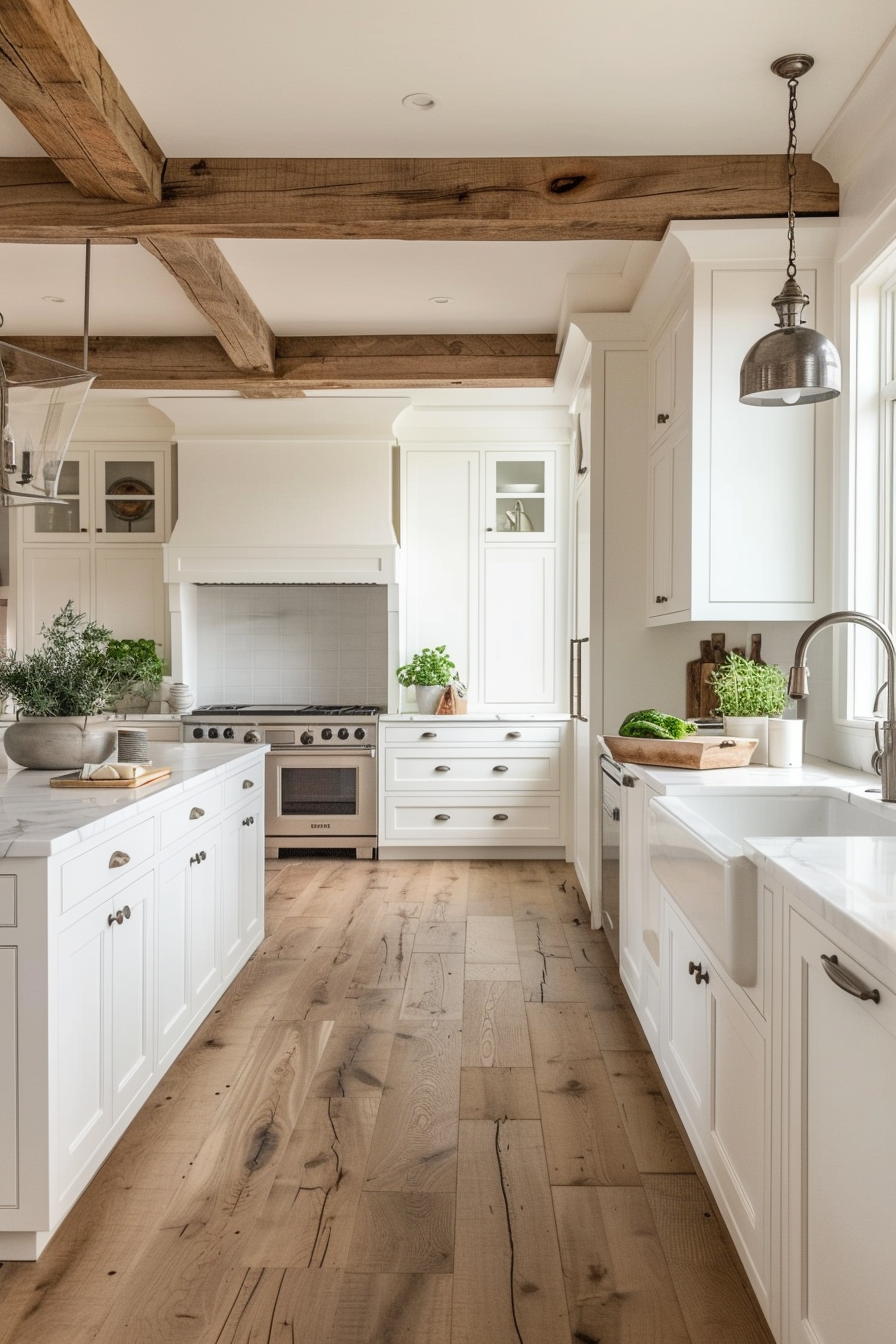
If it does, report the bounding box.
[850,245,896,723]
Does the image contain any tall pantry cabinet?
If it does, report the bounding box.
[11,442,170,656]
[399,412,570,712]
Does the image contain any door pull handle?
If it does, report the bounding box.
[434,813,450,821]
[493,813,509,821]
[435,765,450,772]
[242,779,254,789]
[190,806,205,820]
[493,765,508,772]
[821,953,880,1003]
[108,850,130,868]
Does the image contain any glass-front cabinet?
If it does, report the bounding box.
[23,449,166,544]
[485,450,555,542]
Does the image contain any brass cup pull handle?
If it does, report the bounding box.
[493,813,509,821]
[108,850,130,869]
[506,731,522,738]
[821,953,881,1003]
[493,765,508,772]
[190,806,205,820]
[435,765,451,772]
[422,731,437,739]
[434,813,450,821]
[242,779,254,789]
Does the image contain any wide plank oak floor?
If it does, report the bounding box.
[0,858,773,1344]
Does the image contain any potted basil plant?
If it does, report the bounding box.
[396,645,459,715]
[0,603,155,769]
[710,652,788,765]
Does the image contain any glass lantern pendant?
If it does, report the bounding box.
[740,55,840,407]
[0,342,95,507]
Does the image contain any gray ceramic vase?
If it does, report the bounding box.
[414,685,447,715]
[4,717,117,770]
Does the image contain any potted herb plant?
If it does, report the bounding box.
[105,638,166,712]
[396,645,459,714]
[0,603,153,768]
[710,652,788,765]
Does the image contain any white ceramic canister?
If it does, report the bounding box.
[723,715,769,765]
[167,682,194,713]
[768,717,804,768]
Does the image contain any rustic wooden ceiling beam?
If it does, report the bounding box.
[0,155,837,242]
[2,333,558,390]
[0,1,163,203]
[140,236,276,374]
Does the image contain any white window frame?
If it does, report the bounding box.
[847,243,896,726]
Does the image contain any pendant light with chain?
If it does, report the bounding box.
[739,55,840,407]
[0,240,96,506]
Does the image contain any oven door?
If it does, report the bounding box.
[265,749,377,839]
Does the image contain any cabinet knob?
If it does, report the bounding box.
[200,850,207,861]
[657,413,670,424]
[242,778,254,789]
[190,806,205,820]
[242,816,255,826]
[435,765,450,772]
[655,595,669,604]
[108,850,130,869]
[108,905,131,925]
[493,765,508,772]
[688,960,709,985]
[493,813,509,821]
[506,731,522,739]
[434,813,450,821]
[421,731,437,739]
[190,853,200,865]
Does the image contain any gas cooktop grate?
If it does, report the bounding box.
[191,704,382,717]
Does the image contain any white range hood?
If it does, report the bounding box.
[155,396,409,585]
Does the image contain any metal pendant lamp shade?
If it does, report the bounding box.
[739,55,841,408]
[0,342,95,506]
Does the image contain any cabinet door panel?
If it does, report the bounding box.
[239,807,263,947]
[110,873,154,1120]
[57,907,111,1196]
[94,547,165,651]
[661,900,708,1135]
[190,834,220,1013]
[404,450,479,693]
[157,853,191,1067]
[21,548,92,652]
[0,948,17,1207]
[483,547,555,705]
[788,910,896,1344]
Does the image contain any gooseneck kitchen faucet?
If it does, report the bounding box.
[788,610,896,802]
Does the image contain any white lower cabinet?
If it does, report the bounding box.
[1,748,267,1260]
[58,869,154,1198]
[660,897,772,1320]
[378,717,568,854]
[785,906,896,1344]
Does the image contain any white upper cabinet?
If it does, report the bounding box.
[644,223,834,625]
[23,449,167,545]
[485,450,556,542]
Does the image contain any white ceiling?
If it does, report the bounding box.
[0,2,893,342]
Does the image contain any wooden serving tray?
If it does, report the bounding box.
[603,735,758,770]
[50,766,172,789]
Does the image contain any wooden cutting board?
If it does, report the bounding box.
[603,735,758,770]
[50,766,172,788]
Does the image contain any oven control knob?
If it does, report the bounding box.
[301,730,315,745]
[354,727,366,740]
[321,727,333,740]
[338,727,350,740]
[223,727,234,739]
[244,729,261,744]
[208,727,219,739]
[192,727,204,739]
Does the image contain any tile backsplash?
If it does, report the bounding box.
[196,585,388,706]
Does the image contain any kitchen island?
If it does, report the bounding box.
[0,742,267,1260]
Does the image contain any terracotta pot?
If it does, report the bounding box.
[4,716,117,770]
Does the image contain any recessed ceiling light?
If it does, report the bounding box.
[402,92,436,111]
[429,295,453,304]
[42,295,65,303]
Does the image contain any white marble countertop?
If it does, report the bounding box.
[0,742,267,859]
[619,753,882,800]
[381,712,571,721]
[744,835,896,978]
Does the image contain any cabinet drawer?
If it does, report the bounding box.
[383,795,561,843]
[159,783,222,850]
[61,819,156,914]
[385,747,559,790]
[224,759,264,811]
[382,723,563,746]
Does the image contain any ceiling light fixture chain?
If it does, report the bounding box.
[786,75,798,282]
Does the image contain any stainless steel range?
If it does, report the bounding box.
[182,705,380,859]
